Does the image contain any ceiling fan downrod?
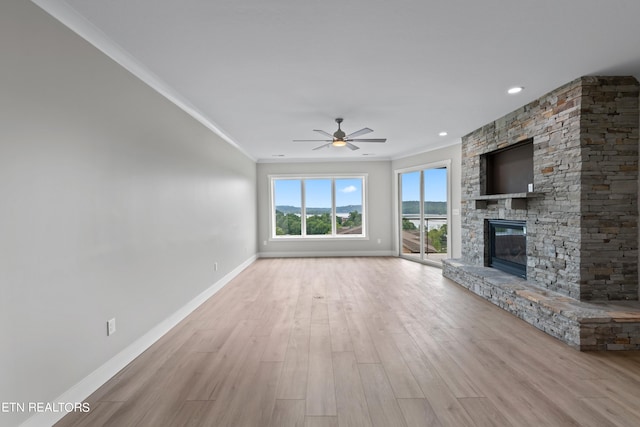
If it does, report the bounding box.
[333,117,345,140]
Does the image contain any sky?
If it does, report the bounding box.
[274,178,363,207]
[401,167,447,202]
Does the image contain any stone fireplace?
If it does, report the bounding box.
[443,76,640,350]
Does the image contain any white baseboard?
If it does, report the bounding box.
[258,250,396,258]
[19,255,257,427]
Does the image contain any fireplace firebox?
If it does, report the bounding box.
[488,220,527,278]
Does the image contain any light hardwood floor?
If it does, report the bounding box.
[56,257,640,427]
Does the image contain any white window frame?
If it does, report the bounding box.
[269,174,368,240]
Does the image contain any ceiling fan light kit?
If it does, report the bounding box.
[293,118,387,151]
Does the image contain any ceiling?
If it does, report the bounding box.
[35,0,640,162]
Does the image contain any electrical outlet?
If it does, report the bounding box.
[214,262,218,271]
[263,240,267,246]
[377,238,382,244]
[107,318,116,336]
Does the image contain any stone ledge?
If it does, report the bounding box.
[442,258,640,351]
[467,192,544,209]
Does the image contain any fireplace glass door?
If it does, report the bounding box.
[399,166,448,265]
[488,220,527,278]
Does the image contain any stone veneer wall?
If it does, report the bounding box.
[460,76,638,301]
[579,79,639,300]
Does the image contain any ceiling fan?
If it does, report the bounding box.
[293,118,387,150]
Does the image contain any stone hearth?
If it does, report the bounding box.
[443,76,640,350]
[443,260,640,350]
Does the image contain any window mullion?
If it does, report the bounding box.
[301,179,306,237]
[270,178,275,238]
[360,177,365,236]
[420,170,425,260]
[331,179,336,236]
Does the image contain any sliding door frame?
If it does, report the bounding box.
[394,159,451,267]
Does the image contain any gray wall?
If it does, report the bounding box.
[0,2,256,426]
[392,143,463,259]
[257,161,394,257]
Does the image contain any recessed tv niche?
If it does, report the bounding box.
[483,138,533,195]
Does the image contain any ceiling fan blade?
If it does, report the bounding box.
[346,127,373,138]
[346,142,360,151]
[349,138,387,143]
[313,143,332,150]
[313,129,334,138]
[293,139,332,142]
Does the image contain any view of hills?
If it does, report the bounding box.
[402,201,447,215]
[276,201,447,215]
[276,205,362,214]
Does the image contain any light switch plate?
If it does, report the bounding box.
[107,318,116,336]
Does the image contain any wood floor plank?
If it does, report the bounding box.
[344,310,380,364]
[203,357,282,427]
[135,352,211,427]
[305,416,339,427]
[328,300,354,352]
[54,258,640,427]
[311,295,330,324]
[441,338,583,427]
[277,332,311,399]
[586,378,640,419]
[185,319,261,400]
[268,400,306,427]
[404,322,483,398]
[397,398,443,427]
[400,371,475,427]
[470,339,616,427]
[293,282,314,336]
[391,323,483,426]
[579,397,640,427]
[332,351,373,427]
[589,352,640,383]
[178,320,236,354]
[262,306,296,362]
[165,400,216,427]
[306,323,337,416]
[358,363,408,427]
[457,397,513,427]
[366,328,424,398]
[220,361,283,427]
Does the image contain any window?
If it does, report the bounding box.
[271,175,366,238]
[273,179,302,236]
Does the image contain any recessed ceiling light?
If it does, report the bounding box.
[507,86,524,94]
[439,131,448,136]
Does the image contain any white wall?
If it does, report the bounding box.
[392,143,463,259]
[0,2,256,426]
[257,161,394,257]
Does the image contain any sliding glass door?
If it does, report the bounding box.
[400,171,422,261]
[399,165,449,265]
